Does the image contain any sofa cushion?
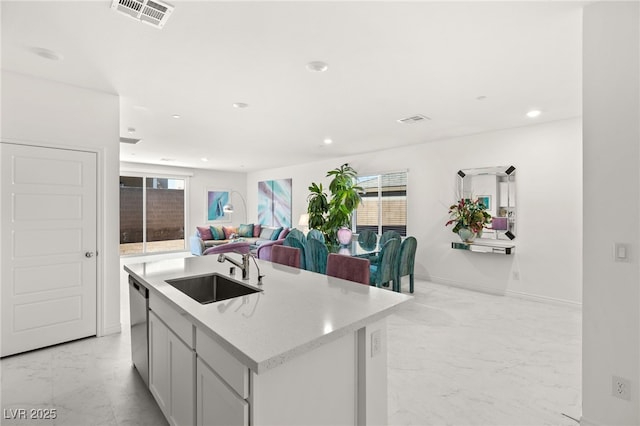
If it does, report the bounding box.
[223,226,237,239]
[197,226,213,240]
[253,224,262,237]
[238,223,254,237]
[210,225,225,240]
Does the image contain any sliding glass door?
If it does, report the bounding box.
[119,175,186,255]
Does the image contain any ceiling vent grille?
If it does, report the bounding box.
[397,114,431,124]
[111,0,174,29]
[120,137,141,144]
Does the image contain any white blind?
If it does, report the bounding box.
[356,171,407,235]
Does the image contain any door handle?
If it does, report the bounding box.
[85,251,95,258]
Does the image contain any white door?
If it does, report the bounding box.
[1,143,97,357]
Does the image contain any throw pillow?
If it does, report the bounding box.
[271,227,283,240]
[197,226,213,240]
[259,227,275,240]
[223,226,237,240]
[253,224,262,237]
[210,226,224,240]
[278,227,290,239]
[238,223,254,237]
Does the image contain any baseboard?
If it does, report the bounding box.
[422,275,582,309]
[579,416,600,426]
[102,322,122,336]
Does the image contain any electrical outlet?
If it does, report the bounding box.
[371,330,381,358]
[512,271,520,280]
[612,376,631,401]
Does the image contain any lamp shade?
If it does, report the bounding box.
[298,213,309,227]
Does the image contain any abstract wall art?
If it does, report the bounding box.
[206,189,230,222]
[258,178,292,227]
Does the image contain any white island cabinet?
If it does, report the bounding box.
[125,255,411,426]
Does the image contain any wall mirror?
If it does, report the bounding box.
[457,165,516,240]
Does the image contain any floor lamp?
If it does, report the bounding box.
[222,190,247,223]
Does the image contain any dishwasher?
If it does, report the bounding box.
[129,276,149,386]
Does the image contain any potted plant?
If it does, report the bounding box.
[445,198,492,243]
[306,163,363,246]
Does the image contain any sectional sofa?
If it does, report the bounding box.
[189,223,290,256]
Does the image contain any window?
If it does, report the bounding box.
[355,171,407,236]
[120,175,186,255]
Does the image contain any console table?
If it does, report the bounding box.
[451,240,515,255]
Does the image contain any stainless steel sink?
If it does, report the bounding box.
[165,273,261,304]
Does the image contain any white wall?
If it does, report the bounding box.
[1,71,121,335]
[582,2,640,425]
[248,118,582,304]
[119,161,248,238]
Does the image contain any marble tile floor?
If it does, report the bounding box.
[1,254,581,426]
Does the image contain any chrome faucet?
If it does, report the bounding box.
[217,252,264,284]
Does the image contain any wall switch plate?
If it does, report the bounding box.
[612,376,631,401]
[614,243,630,262]
[371,330,381,358]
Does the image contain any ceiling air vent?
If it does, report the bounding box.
[111,0,174,29]
[120,137,141,144]
[397,114,431,124]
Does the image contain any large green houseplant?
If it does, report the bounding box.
[306,163,363,245]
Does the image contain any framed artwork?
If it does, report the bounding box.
[477,195,491,210]
[258,178,292,227]
[206,189,230,222]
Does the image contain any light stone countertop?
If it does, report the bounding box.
[124,255,412,373]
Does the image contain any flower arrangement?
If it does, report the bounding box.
[445,198,492,234]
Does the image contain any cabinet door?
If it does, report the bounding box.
[197,358,248,426]
[169,331,195,426]
[149,311,195,426]
[149,311,170,415]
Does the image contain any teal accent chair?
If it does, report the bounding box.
[369,238,400,289]
[284,234,307,270]
[307,229,325,243]
[395,236,417,293]
[357,229,377,250]
[287,228,306,243]
[306,238,328,274]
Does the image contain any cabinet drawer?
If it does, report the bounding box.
[150,294,194,348]
[196,328,249,399]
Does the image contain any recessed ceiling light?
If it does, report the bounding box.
[526,110,542,118]
[172,114,181,119]
[233,102,249,109]
[201,157,208,162]
[307,61,329,72]
[30,47,63,61]
[323,138,333,145]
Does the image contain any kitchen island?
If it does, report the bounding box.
[124,254,411,426]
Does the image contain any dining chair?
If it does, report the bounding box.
[379,230,401,248]
[306,229,325,243]
[284,235,307,270]
[326,254,370,285]
[306,238,328,274]
[357,229,377,251]
[395,236,417,293]
[369,230,401,265]
[271,245,301,268]
[369,238,400,289]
